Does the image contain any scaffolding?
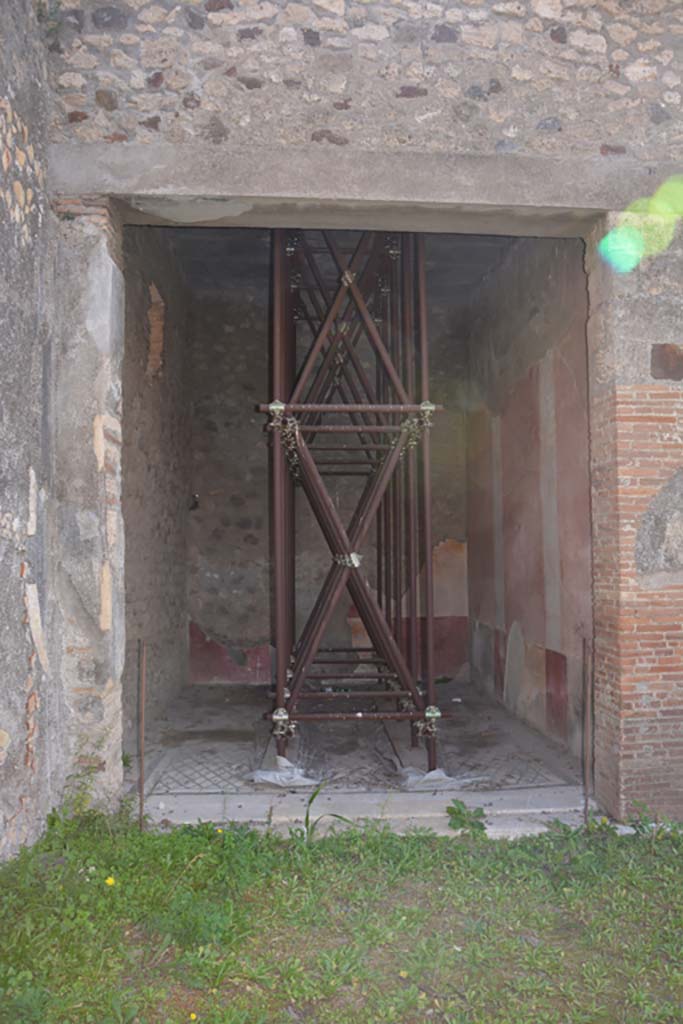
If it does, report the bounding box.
[260,229,448,770]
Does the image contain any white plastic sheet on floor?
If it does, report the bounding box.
[399,767,488,790]
[248,756,320,788]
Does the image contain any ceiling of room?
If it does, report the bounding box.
[425,233,518,303]
[166,226,271,294]
[161,226,517,303]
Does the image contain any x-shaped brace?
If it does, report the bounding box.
[271,418,425,712]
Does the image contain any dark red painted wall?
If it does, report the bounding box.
[465,238,592,755]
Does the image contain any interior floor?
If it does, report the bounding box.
[131,682,581,802]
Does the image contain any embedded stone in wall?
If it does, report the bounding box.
[91,6,130,31]
[0,729,11,768]
[42,0,682,161]
[0,97,44,248]
[635,469,683,582]
[651,343,683,381]
[311,127,348,145]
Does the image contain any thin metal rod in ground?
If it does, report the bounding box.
[271,228,289,756]
[138,638,146,831]
[416,234,438,772]
[582,636,594,826]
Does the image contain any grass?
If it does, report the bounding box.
[0,805,682,1024]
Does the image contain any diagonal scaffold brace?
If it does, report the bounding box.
[259,229,449,770]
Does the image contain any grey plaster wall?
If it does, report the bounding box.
[49,203,126,824]
[467,237,588,414]
[185,229,361,669]
[43,0,683,164]
[121,227,191,748]
[187,232,271,656]
[426,237,483,547]
[0,0,57,858]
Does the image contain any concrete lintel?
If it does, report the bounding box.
[48,143,669,236]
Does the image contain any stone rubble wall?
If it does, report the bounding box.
[44,0,683,161]
[0,0,56,859]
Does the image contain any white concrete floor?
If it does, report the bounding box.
[127,682,592,837]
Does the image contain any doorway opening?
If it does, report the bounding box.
[120,224,592,826]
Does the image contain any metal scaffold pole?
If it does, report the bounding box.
[261,229,447,768]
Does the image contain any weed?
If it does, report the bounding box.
[446,799,487,835]
[146,890,239,948]
[0,811,682,1023]
[288,782,353,845]
[583,812,619,837]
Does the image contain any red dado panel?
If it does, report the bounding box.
[349,610,469,680]
[431,616,469,679]
[494,628,506,700]
[546,648,568,740]
[190,621,270,685]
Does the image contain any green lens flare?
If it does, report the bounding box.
[598,174,682,274]
[598,225,645,273]
[622,195,678,259]
[651,175,683,218]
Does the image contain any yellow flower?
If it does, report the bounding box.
[216,828,223,834]
[398,970,408,979]
[189,1015,197,1021]
[105,876,116,886]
